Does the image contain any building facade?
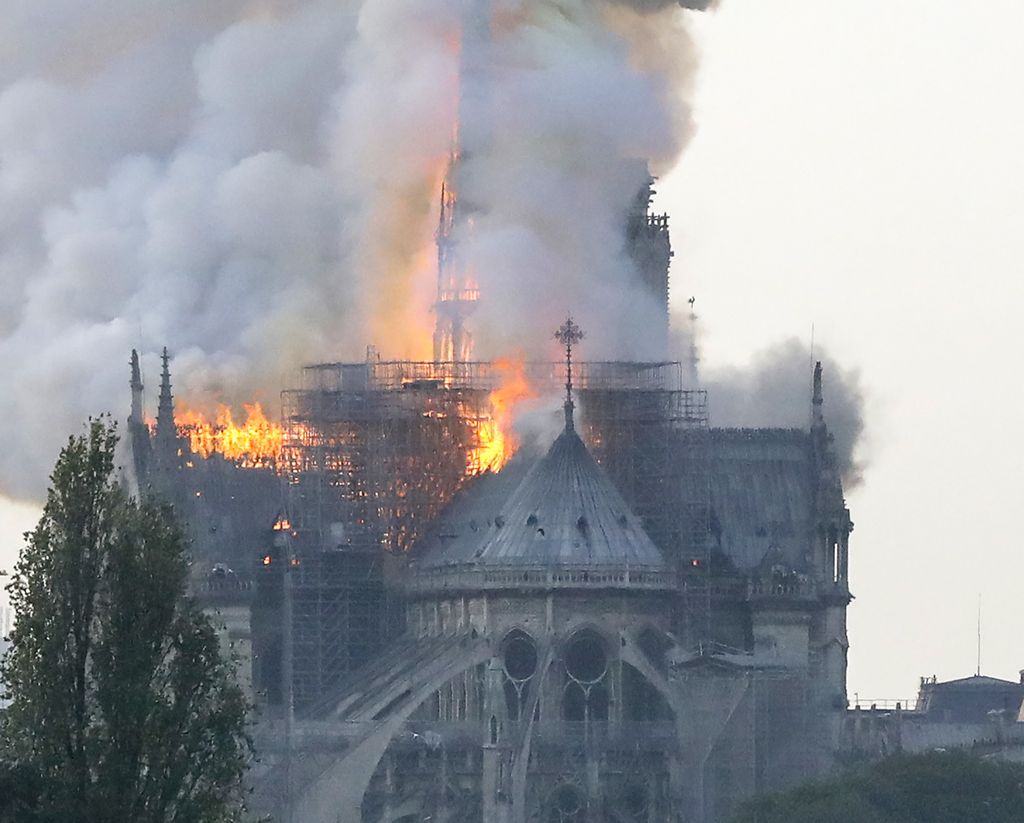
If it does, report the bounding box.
[235,362,853,823]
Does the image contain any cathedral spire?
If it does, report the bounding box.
[155,347,176,443]
[129,349,144,426]
[812,360,824,430]
[431,0,493,365]
[554,317,584,433]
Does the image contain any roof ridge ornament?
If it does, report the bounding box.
[554,316,584,433]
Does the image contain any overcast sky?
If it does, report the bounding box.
[2,0,1022,700]
[663,0,1024,698]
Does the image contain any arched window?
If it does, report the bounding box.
[562,629,609,722]
[621,782,649,823]
[502,630,538,721]
[547,785,586,823]
[564,681,587,722]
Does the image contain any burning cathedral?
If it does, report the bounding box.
[126,3,854,822]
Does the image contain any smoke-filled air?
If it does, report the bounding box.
[0,0,863,500]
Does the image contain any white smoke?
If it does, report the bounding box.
[333,0,704,360]
[0,0,709,500]
[464,1,698,360]
[0,1,360,499]
[704,339,867,487]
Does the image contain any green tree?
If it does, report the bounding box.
[730,750,1024,823]
[0,419,250,823]
[0,761,44,822]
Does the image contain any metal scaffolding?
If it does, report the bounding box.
[289,550,392,712]
[268,358,710,712]
[281,374,495,554]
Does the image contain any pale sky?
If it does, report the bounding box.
[2,0,1022,700]
[663,0,1024,698]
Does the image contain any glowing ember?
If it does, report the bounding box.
[472,356,535,475]
[176,403,283,468]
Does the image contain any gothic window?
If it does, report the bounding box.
[502,630,538,721]
[564,681,587,722]
[621,782,649,823]
[562,629,610,722]
[547,785,586,823]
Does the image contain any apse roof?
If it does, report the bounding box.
[419,427,665,570]
[702,429,817,572]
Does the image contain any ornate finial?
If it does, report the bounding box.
[554,316,584,432]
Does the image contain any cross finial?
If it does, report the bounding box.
[554,316,584,432]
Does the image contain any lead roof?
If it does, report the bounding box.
[418,428,665,570]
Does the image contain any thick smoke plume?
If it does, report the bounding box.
[0,0,708,500]
[1,1,361,499]
[703,340,867,488]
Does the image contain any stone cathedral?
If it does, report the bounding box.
[234,356,853,823]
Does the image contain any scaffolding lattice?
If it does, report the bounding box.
[272,358,711,711]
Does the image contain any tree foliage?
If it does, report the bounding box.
[0,419,250,823]
[730,750,1024,823]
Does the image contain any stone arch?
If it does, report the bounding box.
[617,629,679,719]
[408,660,486,723]
[621,661,673,722]
[293,637,493,823]
[635,624,671,673]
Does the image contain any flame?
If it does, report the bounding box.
[364,16,468,363]
[471,356,536,475]
[176,403,283,468]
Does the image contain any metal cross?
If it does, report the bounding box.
[554,317,584,430]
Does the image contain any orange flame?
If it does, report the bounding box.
[471,356,536,475]
[176,403,283,468]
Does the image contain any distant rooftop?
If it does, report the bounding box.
[917,674,1024,723]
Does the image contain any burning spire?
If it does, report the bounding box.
[433,170,478,364]
[432,0,493,365]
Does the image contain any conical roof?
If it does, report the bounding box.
[420,428,665,570]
